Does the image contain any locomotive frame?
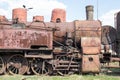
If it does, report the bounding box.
[0,5,119,76]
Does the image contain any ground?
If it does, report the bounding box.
[0,74,119,80]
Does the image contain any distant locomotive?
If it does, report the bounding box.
[0,5,119,75]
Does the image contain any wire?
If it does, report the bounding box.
[97,0,99,20]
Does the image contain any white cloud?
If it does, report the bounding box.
[0,0,66,21]
[99,9,120,27]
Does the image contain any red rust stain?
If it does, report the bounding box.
[33,16,44,22]
[12,8,27,23]
[82,55,100,73]
[51,8,66,22]
[0,15,7,22]
[0,29,53,49]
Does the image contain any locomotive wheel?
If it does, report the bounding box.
[7,54,28,75]
[31,58,51,75]
[0,56,5,74]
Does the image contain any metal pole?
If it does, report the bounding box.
[97,0,99,20]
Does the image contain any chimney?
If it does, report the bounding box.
[12,8,27,23]
[51,8,66,23]
[86,5,94,20]
[33,16,44,22]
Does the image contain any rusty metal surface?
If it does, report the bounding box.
[0,29,53,49]
[75,20,101,44]
[0,15,8,22]
[12,8,27,23]
[81,37,100,47]
[25,53,53,59]
[0,20,101,50]
[115,11,120,30]
[82,47,100,54]
[51,8,66,22]
[33,16,44,22]
[75,20,101,36]
[82,55,100,73]
[7,54,28,75]
[81,37,101,54]
[44,22,74,44]
[26,21,101,48]
[115,11,120,56]
[46,20,101,45]
[101,25,116,45]
[86,5,94,20]
[115,12,120,55]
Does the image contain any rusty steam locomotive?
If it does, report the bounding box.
[0,5,119,75]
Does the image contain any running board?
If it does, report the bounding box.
[24,53,53,59]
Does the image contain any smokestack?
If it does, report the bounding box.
[12,8,27,23]
[51,8,66,23]
[86,5,94,20]
[33,16,44,22]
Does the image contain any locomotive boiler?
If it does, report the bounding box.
[0,5,119,75]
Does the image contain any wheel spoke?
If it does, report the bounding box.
[11,67,16,73]
[35,67,39,72]
[38,68,42,74]
[31,58,51,75]
[31,59,42,75]
[15,68,18,74]
[7,54,28,75]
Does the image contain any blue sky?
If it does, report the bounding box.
[59,0,120,26]
[0,0,120,26]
